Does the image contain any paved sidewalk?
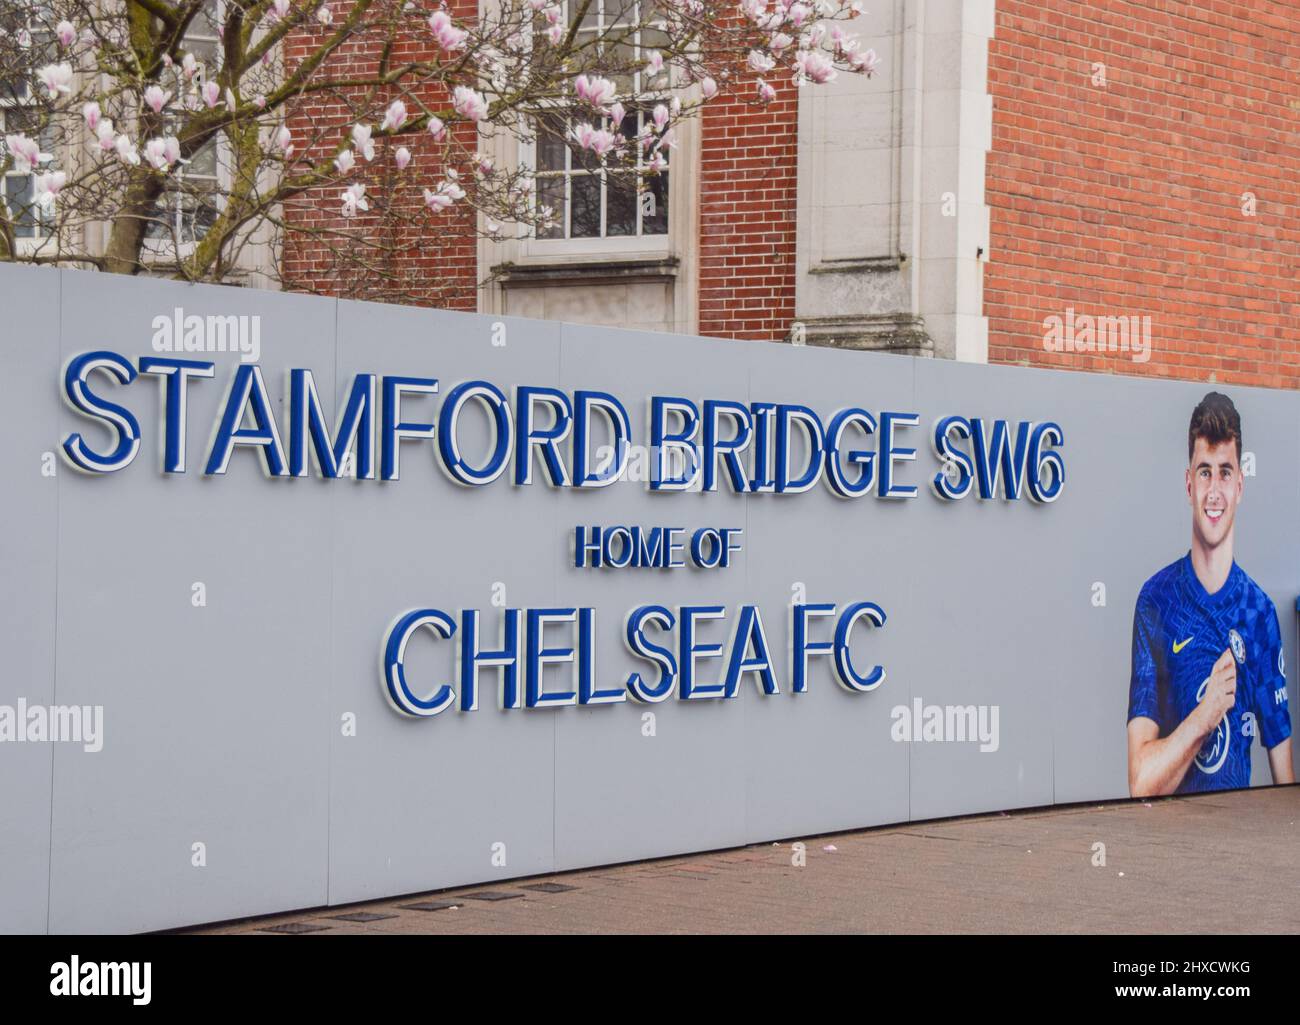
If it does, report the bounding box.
[182,787,1300,934]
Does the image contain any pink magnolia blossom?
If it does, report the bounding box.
[143,85,170,113]
[545,22,564,44]
[427,115,447,141]
[381,99,407,133]
[33,170,66,209]
[423,177,466,212]
[570,122,617,158]
[428,10,468,51]
[268,0,291,22]
[254,94,267,109]
[56,21,76,48]
[316,4,333,26]
[747,50,776,74]
[4,134,40,174]
[652,103,669,131]
[95,120,116,151]
[351,124,375,160]
[453,86,488,122]
[476,153,494,175]
[574,74,617,110]
[769,32,793,52]
[37,63,74,98]
[143,137,171,171]
[225,88,237,110]
[701,77,718,99]
[334,149,356,174]
[202,81,220,108]
[182,52,198,79]
[609,101,626,128]
[274,125,294,157]
[645,50,664,76]
[340,182,367,217]
[115,134,140,166]
[423,188,452,213]
[83,101,101,132]
[394,146,411,170]
[756,78,776,102]
[851,47,880,75]
[647,152,668,173]
[794,49,836,85]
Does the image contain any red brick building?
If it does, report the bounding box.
[281,0,1300,388]
[986,0,1300,388]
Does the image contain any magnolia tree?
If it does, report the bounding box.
[0,0,878,300]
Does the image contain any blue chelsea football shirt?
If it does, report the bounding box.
[1128,554,1292,793]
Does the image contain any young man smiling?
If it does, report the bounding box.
[1127,392,1294,797]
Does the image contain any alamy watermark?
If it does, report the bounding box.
[0,699,103,752]
[594,442,703,489]
[1042,307,1151,364]
[891,698,999,753]
[50,957,150,1005]
[151,307,261,363]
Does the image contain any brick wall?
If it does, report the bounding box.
[279,5,802,335]
[279,0,478,309]
[985,0,1300,387]
[697,77,799,342]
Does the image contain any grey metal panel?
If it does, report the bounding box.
[0,265,60,933]
[46,271,335,933]
[912,358,1125,815]
[912,362,1300,810]
[551,324,753,868]
[326,302,562,903]
[740,341,915,840]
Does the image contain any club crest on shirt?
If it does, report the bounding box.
[1228,628,1246,666]
[1193,675,1231,776]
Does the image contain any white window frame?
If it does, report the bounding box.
[0,7,56,252]
[518,0,673,260]
[141,0,228,261]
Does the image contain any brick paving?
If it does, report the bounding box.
[181,786,1300,934]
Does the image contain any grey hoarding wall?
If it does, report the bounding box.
[1,264,1296,933]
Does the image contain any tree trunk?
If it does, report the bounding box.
[102,167,165,275]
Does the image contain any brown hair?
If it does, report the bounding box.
[1188,391,1242,463]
